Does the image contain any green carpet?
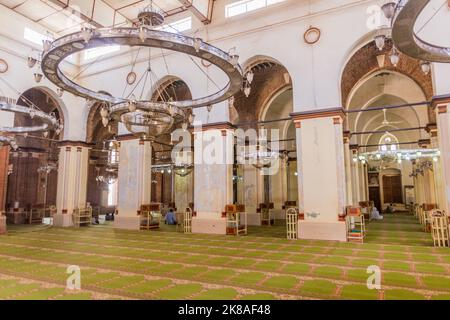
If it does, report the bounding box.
[0,214,448,300]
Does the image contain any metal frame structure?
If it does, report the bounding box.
[392,0,450,63]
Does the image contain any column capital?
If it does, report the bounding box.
[192,121,235,132]
[426,123,438,137]
[57,141,93,149]
[290,107,345,124]
[418,139,431,149]
[343,131,352,143]
[431,95,450,112]
[349,144,359,152]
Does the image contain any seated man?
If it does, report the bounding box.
[371,207,383,220]
[165,209,177,225]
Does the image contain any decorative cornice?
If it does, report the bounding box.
[57,141,93,148]
[431,95,450,109]
[418,139,431,148]
[116,133,140,142]
[426,123,438,137]
[291,107,345,123]
[192,122,235,132]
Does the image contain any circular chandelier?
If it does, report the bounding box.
[96,166,118,185]
[0,135,18,150]
[391,0,450,63]
[0,93,62,139]
[39,3,244,138]
[375,1,449,74]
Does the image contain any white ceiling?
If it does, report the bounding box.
[0,0,213,35]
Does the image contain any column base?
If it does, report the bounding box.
[114,216,140,230]
[53,214,74,228]
[298,221,347,242]
[0,216,6,235]
[192,212,226,235]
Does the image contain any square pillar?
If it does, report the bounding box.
[192,123,234,235]
[433,98,450,214]
[292,108,347,242]
[54,142,90,227]
[0,146,9,234]
[115,137,152,230]
[343,132,353,206]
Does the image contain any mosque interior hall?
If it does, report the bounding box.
[0,0,450,301]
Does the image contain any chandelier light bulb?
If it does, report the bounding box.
[29,109,36,119]
[139,26,147,43]
[416,151,422,157]
[100,107,109,118]
[433,156,438,162]
[27,56,37,68]
[421,61,431,75]
[57,88,64,97]
[43,131,49,138]
[390,48,400,66]
[43,40,52,52]
[246,71,254,84]
[376,153,381,160]
[397,159,402,164]
[244,86,251,98]
[81,27,93,43]
[194,38,202,53]
[230,55,239,67]
[182,122,188,131]
[102,117,109,128]
[374,34,386,51]
[381,2,396,20]
[128,100,137,112]
[34,73,43,83]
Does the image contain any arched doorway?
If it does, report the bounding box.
[150,77,193,212]
[341,38,439,226]
[6,87,64,224]
[85,95,119,217]
[232,57,296,236]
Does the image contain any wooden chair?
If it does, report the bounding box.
[225,204,247,236]
[72,207,93,228]
[184,207,192,233]
[346,207,365,243]
[258,203,274,226]
[431,211,449,247]
[139,204,162,231]
[286,207,298,240]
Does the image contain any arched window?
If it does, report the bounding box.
[379,133,399,152]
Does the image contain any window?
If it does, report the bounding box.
[225,0,285,18]
[24,27,52,46]
[84,45,121,60]
[379,133,399,152]
[158,17,192,33]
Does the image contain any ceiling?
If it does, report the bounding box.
[0,0,214,35]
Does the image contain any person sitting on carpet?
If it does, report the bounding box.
[371,207,383,220]
[165,209,177,225]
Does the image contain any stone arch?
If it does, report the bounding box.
[233,56,292,130]
[341,38,434,108]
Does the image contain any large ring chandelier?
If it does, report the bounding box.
[0,97,62,135]
[40,8,244,110]
[391,0,450,63]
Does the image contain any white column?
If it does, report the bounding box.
[54,143,90,227]
[293,109,347,242]
[343,132,353,206]
[435,102,450,213]
[192,125,234,235]
[350,146,360,204]
[429,125,445,209]
[115,138,152,230]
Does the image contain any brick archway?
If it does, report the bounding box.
[341,39,434,107]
